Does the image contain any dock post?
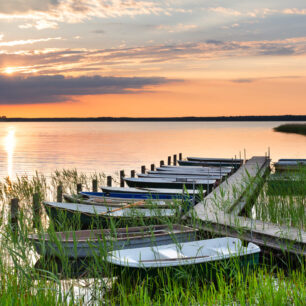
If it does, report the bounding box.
[77,183,82,194]
[92,179,98,192]
[141,165,146,174]
[33,193,41,228]
[10,198,19,232]
[57,184,63,202]
[173,154,177,165]
[179,153,182,160]
[107,176,112,187]
[167,156,171,165]
[150,164,155,171]
[131,170,135,178]
[120,170,125,187]
[160,160,164,167]
[244,148,246,163]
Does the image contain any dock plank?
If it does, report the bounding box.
[193,156,306,255]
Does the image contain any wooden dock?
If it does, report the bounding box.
[192,156,306,256]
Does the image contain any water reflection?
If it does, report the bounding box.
[3,128,15,178]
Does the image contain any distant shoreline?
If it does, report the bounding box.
[1,115,306,122]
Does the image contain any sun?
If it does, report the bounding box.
[4,67,16,74]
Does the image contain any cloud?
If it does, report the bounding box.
[205,40,223,45]
[0,37,61,47]
[0,0,179,29]
[231,78,254,83]
[1,36,306,76]
[0,74,177,105]
[207,7,306,18]
[155,23,198,33]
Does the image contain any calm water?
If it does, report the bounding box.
[0,121,305,179]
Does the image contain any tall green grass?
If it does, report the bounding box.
[274,123,306,136]
[0,170,305,304]
[252,168,306,230]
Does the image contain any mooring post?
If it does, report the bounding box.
[131,170,135,178]
[120,170,125,187]
[179,153,182,160]
[173,154,177,165]
[77,183,82,194]
[141,165,146,174]
[57,184,63,202]
[92,179,98,192]
[33,193,41,228]
[160,160,164,167]
[107,176,112,186]
[150,164,155,171]
[10,198,19,232]
[167,156,171,165]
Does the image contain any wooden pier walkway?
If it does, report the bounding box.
[192,156,306,256]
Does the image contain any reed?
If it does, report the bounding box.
[274,123,306,136]
[251,168,306,230]
[0,170,305,304]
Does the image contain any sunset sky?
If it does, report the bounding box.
[0,0,306,117]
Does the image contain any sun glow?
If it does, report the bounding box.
[4,129,16,178]
[4,67,16,74]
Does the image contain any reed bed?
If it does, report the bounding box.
[0,170,305,304]
[274,123,306,136]
[252,168,306,230]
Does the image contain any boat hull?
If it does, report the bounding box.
[29,225,198,258]
[44,202,178,230]
[178,160,241,168]
[125,179,215,191]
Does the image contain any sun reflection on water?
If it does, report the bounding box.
[3,128,16,178]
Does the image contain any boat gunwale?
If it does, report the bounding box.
[28,224,197,243]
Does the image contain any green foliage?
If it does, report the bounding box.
[0,170,305,304]
[274,124,306,136]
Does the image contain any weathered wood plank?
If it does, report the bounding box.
[193,156,306,255]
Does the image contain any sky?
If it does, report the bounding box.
[0,0,306,117]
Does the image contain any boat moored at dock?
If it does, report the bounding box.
[107,237,260,269]
[29,224,198,258]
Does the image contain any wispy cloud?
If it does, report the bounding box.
[208,7,306,18]
[2,37,306,76]
[155,23,198,33]
[0,74,177,105]
[0,37,62,47]
[0,0,181,30]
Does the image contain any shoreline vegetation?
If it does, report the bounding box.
[0,115,306,122]
[274,123,306,136]
[0,169,305,303]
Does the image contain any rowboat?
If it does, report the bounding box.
[187,157,243,163]
[28,224,198,258]
[279,159,306,162]
[138,173,223,180]
[178,160,242,168]
[124,177,216,190]
[146,170,227,177]
[63,194,172,208]
[275,160,306,171]
[107,237,260,269]
[43,201,179,229]
[100,187,202,197]
[156,166,233,174]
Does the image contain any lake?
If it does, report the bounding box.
[0,121,305,179]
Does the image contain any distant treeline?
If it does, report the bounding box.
[1,115,306,122]
[274,123,306,136]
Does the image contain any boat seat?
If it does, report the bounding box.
[155,248,186,260]
[209,247,232,256]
